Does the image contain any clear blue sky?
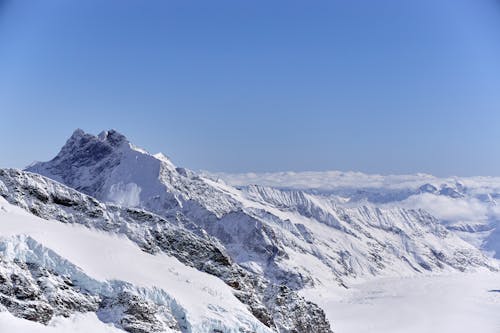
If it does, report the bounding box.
[1,0,500,176]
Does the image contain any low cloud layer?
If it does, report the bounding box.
[397,194,497,224]
[210,171,500,193]
[210,170,500,226]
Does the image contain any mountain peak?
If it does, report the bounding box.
[26,129,134,184]
[25,128,181,206]
[65,128,93,145]
[59,129,129,156]
[71,128,86,138]
[97,129,129,147]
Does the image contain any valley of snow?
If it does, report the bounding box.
[302,272,500,333]
[0,196,272,333]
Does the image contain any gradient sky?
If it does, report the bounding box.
[1,0,500,176]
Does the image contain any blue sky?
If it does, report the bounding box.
[1,0,500,175]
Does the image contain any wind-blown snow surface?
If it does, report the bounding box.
[0,196,273,333]
[301,272,500,333]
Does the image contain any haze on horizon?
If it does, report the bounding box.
[1,0,500,176]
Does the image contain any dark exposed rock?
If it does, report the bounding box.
[264,285,333,333]
[0,256,96,325]
[0,294,54,324]
[98,292,168,333]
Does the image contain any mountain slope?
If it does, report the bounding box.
[0,195,274,333]
[0,168,331,332]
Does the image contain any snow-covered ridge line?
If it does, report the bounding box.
[236,184,498,275]
[210,171,500,259]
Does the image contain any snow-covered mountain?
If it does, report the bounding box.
[0,168,330,332]
[27,129,237,218]
[212,170,500,259]
[27,129,497,287]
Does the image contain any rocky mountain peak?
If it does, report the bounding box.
[60,129,129,157]
[97,129,129,147]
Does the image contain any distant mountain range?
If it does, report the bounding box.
[211,169,500,259]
